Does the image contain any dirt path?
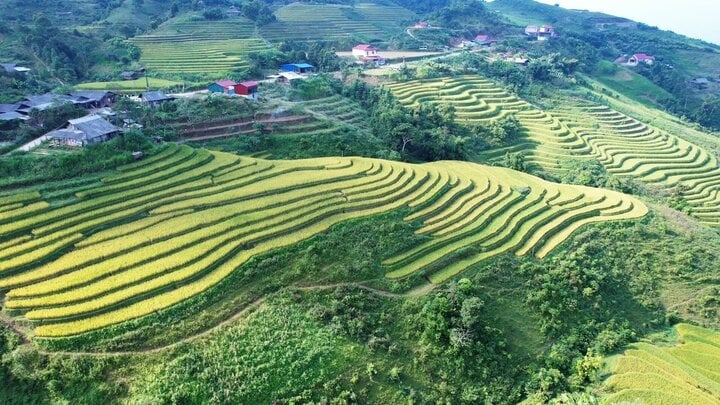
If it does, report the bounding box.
[19,281,435,357]
[0,314,30,344]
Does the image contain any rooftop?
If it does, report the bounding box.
[216,80,237,88]
[68,115,119,139]
[142,91,174,103]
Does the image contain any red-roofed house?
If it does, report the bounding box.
[352,44,378,58]
[627,53,655,67]
[209,80,238,95]
[235,81,259,100]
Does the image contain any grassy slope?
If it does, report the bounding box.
[593,61,673,107]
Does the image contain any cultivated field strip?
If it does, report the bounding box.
[385,75,592,172]
[130,16,271,74]
[553,102,720,225]
[387,75,720,225]
[0,146,645,338]
[302,95,370,129]
[260,2,415,42]
[604,324,720,405]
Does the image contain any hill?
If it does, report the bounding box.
[0,144,644,344]
[487,0,720,129]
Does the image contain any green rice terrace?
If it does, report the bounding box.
[131,15,271,74]
[260,2,416,42]
[602,323,720,404]
[386,75,720,226]
[0,144,645,341]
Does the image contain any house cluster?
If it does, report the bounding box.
[525,25,557,41]
[0,91,116,122]
[352,44,386,67]
[410,21,440,30]
[208,80,259,99]
[1,63,31,74]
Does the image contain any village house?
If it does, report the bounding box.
[504,56,530,66]
[0,103,27,122]
[525,25,557,41]
[47,115,121,147]
[272,71,306,84]
[141,91,175,107]
[226,6,241,17]
[15,94,74,114]
[121,71,140,80]
[68,91,116,109]
[474,35,497,46]
[1,63,31,74]
[208,80,238,95]
[352,44,379,58]
[280,63,315,74]
[627,53,655,67]
[412,21,429,29]
[690,77,710,89]
[235,81,259,100]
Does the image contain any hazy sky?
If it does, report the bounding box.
[533,0,720,45]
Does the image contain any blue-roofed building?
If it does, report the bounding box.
[280,63,315,74]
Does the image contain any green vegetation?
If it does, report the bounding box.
[76,78,183,93]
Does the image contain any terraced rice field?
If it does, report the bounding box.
[387,75,720,226]
[603,324,720,405]
[0,144,645,338]
[386,75,593,172]
[552,103,720,226]
[302,95,370,129]
[260,2,415,42]
[131,15,271,74]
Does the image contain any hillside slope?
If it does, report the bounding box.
[386,74,720,225]
[0,144,645,346]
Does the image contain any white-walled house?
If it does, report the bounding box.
[627,53,655,67]
[352,44,378,58]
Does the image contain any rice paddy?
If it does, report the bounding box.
[131,15,271,74]
[386,75,720,225]
[603,323,720,405]
[0,144,645,338]
[260,2,416,42]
